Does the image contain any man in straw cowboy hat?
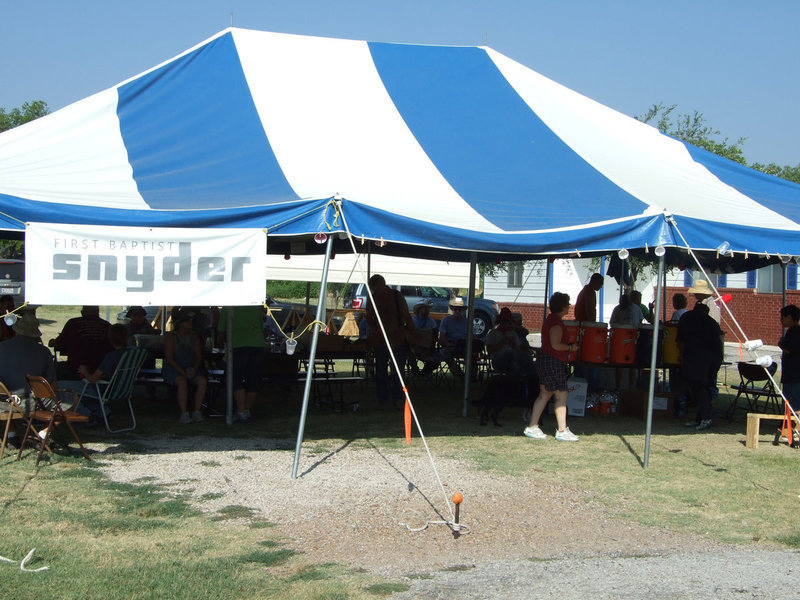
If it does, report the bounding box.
[677,301,723,431]
[687,278,721,323]
[0,309,56,397]
[438,296,476,378]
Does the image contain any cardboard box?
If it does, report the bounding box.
[620,389,673,419]
[546,377,588,417]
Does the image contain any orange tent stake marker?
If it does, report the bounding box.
[781,403,795,446]
[404,393,412,444]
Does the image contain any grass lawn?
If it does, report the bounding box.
[2,305,798,597]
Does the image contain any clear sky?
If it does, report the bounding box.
[2,0,797,166]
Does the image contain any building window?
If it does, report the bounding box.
[687,271,726,289]
[788,264,798,290]
[507,263,523,288]
[756,264,784,293]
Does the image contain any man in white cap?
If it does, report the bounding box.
[0,310,56,396]
[438,297,470,377]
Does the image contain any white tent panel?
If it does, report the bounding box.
[235,30,495,231]
[0,89,144,208]
[266,253,471,288]
[489,49,798,231]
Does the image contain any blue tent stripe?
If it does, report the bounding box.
[681,141,800,224]
[340,201,672,255]
[368,42,647,231]
[1,193,326,232]
[117,32,298,209]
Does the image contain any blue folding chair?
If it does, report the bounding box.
[77,347,148,432]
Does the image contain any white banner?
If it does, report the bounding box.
[26,223,267,306]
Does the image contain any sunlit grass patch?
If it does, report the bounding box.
[364,582,411,596]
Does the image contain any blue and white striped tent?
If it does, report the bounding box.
[2,27,799,260]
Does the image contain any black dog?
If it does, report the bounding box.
[472,372,538,426]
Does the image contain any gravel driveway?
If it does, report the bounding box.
[92,434,799,599]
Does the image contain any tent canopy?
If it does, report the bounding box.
[2,27,800,263]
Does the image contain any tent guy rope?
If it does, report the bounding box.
[670,217,800,424]
[337,204,462,531]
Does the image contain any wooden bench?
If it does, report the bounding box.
[745,412,799,449]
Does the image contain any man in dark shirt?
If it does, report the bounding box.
[574,273,604,323]
[677,303,723,431]
[574,273,604,392]
[778,304,800,412]
[52,305,113,380]
[366,274,415,409]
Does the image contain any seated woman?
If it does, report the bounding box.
[484,307,533,377]
[163,309,207,424]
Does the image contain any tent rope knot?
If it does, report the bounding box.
[322,198,341,231]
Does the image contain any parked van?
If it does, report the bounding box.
[341,283,499,338]
[0,259,25,306]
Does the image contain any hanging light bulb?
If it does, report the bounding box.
[617,248,629,260]
[781,254,792,264]
[283,253,291,260]
[3,313,17,326]
[313,232,328,244]
[654,245,666,257]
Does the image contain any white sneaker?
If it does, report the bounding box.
[523,426,547,439]
[191,410,204,423]
[555,427,580,442]
[179,412,191,424]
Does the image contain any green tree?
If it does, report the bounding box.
[638,101,800,184]
[0,100,49,132]
[637,102,747,164]
[0,101,50,257]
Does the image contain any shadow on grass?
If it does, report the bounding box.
[299,438,355,477]
[65,377,759,466]
[617,434,644,467]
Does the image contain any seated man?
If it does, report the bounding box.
[51,305,113,380]
[437,297,483,378]
[0,310,56,396]
[410,300,438,376]
[58,323,130,420]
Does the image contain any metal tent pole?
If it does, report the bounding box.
[542,258,551,331]
[292,235,334,479]
[643,251,666,469]
[225,308,233,425]
[462,253,478,417]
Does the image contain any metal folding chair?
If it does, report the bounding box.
[21,375,91,465]
[727,361,781,418]
[77,347,148,433]
[0,381,28,459]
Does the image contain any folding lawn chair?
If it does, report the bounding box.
[727,361,782,418]
[0,381,29,459]
[22,375,91,466]
[77,347,148,433]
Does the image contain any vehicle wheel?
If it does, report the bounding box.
[472,311,491,338]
